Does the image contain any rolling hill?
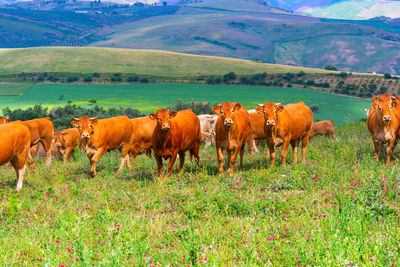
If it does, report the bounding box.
[0,47,331,76]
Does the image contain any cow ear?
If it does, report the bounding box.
[276,105,284,113]
[234,103,242,111]
[149,114,156,120]
[256,107,263,114]
[170,111,178,118]
[71,120,79,127]
[61,131,67,136]
[372,97,378,102]
[91,118,98,127]
[212,106,220,115]
[6,119,10,123]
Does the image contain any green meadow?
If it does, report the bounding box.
[0,83,371,125]
[0,122,399,265]
[0,83,33,96]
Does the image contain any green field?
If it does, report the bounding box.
[0,47,329,77]
[0,83,33,96]
[0,122,399,265]
[0,83,371,125]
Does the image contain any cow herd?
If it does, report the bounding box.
[0,101,339,192]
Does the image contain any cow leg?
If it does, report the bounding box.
[192,141,200,169]
[248,136,255,156]
[27,151,35,173]
[253,140,259,154]
[217,146,224,174]
[386,138,398,164]
[372,138,380,161]
[267,140,275,167]
[117,144,131,174]
[178,151,185,175]
[281,139,290,166]
[239,145,245,171]
[63,147,73,163]
[301,131,311,164]
[10,155,27,192]
[154,153,163,177]
[90,148,106,177]
[167,151,179,177]
[291,141,298,165]
[41,139,52,166]
[226,150,231,171]
[229,147,241,175]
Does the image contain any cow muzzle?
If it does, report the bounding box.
[383,115,391,122]
[82,133,90,139]
[161,124,170,131]
[266,120,275,126]
[224,119,233,127]
[55,142,62,147]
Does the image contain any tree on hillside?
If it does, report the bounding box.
[324,65,338,71]
[384,73,392,79]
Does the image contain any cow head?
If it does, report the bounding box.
[149,109,177,132]
[256,102,283,127]
[54,131,68,148]
[372,94,397,123]
[0,116,10,125]
[71,117,98,140]
[212,102,242,128]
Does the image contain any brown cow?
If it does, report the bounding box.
[71,116,134,177]
[248,111,265,155]
[129,116,157,161]
[213,102,250,175]
[0,122,33,191]
[198,114,217,149]
[0,116,10,124]
[149,109,201,177]
[30,139,62,160]
[19,117,54,166]
[367,94,400,163]
[310,120,335,141]
[256,101,313,166]
[54,128,82,162]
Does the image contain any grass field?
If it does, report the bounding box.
[0,122,399,265]
[0,83,371,125]
[0,83,32,96]
[0,47,330,77]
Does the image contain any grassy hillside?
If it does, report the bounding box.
[0,47,330,76]
[1,122,400,265]
[0,83,370,125]
[91,0,400,74]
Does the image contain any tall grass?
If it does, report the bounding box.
[0,122,399,265]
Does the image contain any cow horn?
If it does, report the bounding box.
[276,103,282,106]
[72,117,79,121]
[392,96,396,100]
[257,103,263,107]
[90,117,97,120]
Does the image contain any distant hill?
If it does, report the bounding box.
[269,0,400,19]
[91,0,400,74]
[0,0,400,74]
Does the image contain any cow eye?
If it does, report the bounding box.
[231,109,235,113]
[220,110,224,114]
[89,124,92,128]
[78,124,81,128]
[378,105,382,110]
[274,110,277,113]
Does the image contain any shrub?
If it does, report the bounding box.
[127,74,139,82]
[339,72,348,78]
[88,98,97,104]
[84,75,92,82]
[206,77,214,84]
[223,72,237,83]
[140,77,149,83]
[67,75,79,83]
[297,71,305,77]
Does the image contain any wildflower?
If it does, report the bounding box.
[313,216,318,220]
[373,156,377,159]
[39,258,43,262]
[322,214,327,217]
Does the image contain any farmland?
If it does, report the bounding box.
[0,83,371,125]
[0,122,400,265]
[0,82,32,96]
